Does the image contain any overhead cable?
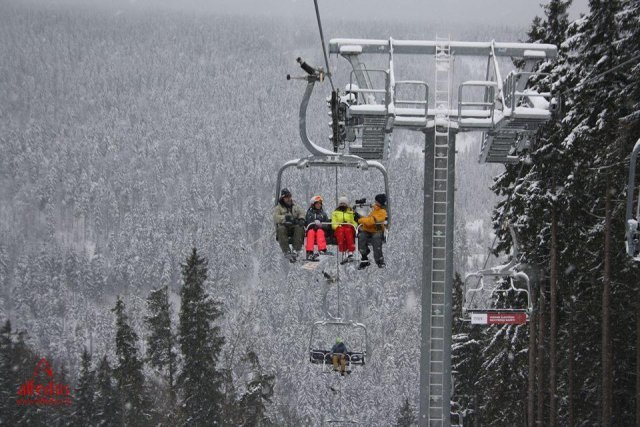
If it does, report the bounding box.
[558,52,640,97]
[313,0,336,92]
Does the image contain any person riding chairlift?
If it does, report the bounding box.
[331,196,357,262]
[355,193,387,269]
[331,337,349,376]
[305,195,330,260]
[273,188,305,262]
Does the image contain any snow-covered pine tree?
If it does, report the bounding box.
[561,1,638,423]
[75,348,96,425]
[236,351,275,426]
[475,323,529,425]
[451,273,483,421]
[451,274,483,425]
[530,5,572,423]
[94,355,121,426]
[12,329,49,425]
[144,285,177,403]
[616,1,640,422]
[178,248,225,425]
[0,320,16,425]
[0,244,8,308]
[53,363,73,424]
[395,396,416,427]
[112,297,149,425]
[490,1,575,424]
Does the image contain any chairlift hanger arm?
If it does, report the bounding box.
[308,320,368,354]
[290,59,336,157]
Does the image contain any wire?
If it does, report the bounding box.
[468,161,527,310]
[313,0,336,92]
[558,52,640,98]
[334,165,341,317]
[482,162,527,270]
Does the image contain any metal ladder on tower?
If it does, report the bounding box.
[428,35,452,426]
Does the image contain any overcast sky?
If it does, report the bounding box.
[201,0,591,25]
[33,0,591,27]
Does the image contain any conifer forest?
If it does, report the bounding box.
[1,0,639,425]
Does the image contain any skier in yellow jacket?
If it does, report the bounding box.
[356,193,387,269]
[331,196,358,262]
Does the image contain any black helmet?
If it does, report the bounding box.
[280,188,292,198]
[375,193,387,207]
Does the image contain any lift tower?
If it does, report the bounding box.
[328,38,557,426]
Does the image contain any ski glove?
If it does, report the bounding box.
[314,219,322,228]
[297,218,305,226]
[284,215,293,223]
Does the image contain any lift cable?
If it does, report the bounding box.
[481,161,527,270]
[466,161,528,312]
[557,52,640,98]
[467,161,527,310]
[334,165,341,317]
[313,0,336,92]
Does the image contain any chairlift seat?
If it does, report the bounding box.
[309,349,366,365]
[462,272,532,322]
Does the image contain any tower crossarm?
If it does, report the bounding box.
[330,39,558,59]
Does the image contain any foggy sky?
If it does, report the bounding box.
[24,0,590,26]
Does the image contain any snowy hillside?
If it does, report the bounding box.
[1,0,638,425]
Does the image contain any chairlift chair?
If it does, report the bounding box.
[625,138,640,260]
[275,156,390,260]
[462,225,532,324]
[277,59,391,260]
[462,269,532,324]
[275,156,390,222]
[308,320,367,373]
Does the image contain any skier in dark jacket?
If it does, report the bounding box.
[330,337,348,376]
[273,188,305,261]
[304,195,330,260]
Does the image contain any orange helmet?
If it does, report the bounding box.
[310,195,323,204]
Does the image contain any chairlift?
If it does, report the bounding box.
[625,138,640,261]
[462,226,532,324]
[274,158,389,262]
[275,156,390,223]
[277,60,391,262]
[282,58,391,221]
[463,270,531,324]
[308,319,367,373]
